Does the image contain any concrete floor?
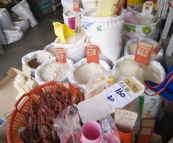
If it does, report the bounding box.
[0,6,63,81]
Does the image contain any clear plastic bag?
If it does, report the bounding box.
[99,115,121,143]
[53,106,81,143]
[84,70,120,99]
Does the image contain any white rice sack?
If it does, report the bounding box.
[82,0,98,10]
[14,18,29,32]
[68,58,110,90]
[3,26,24,44]
[123,13,160,41]
[61,0,82,11]
[53,33,86,63]
[22,51,53,77]
[35,57,74,85]
[63,10,84,34]
[124,38,164,63]
[82,8,125,63]
[113,55,166,87]
[11,0,38,27]
[0,8,13,30]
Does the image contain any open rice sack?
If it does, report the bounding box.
[68,58,110,90]
[35,57,74,85]
[123,13,160,42]
[113,55,165,88]
[81,8,125,64]
[22,51,53,77]
[124,38,164,63]
[61,0,83,11]
[81,0,98,10]
[63,9,84,34]
[53,33,86,63]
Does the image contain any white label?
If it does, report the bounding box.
[141,128,151,135]
[102,83,133,110]
[22,64,31,78]
[37,50,50,63]
[142,1,153,15]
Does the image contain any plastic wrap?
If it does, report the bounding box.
[53,106,81,143]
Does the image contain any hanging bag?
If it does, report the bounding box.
[145,65,173,103]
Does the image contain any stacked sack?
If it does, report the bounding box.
[0,0,37,46]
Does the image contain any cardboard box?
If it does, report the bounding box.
[0,68,36,139]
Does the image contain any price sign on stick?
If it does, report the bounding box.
[134,42,153,66]
[155,39,161,54]
[73,0,80,11]
[55,48,66,63]
[85,45,99,63]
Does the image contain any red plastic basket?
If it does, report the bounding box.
[7,82,83,143]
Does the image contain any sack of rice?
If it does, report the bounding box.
[123,13,160,41]
[63,10,84,34]
[61,0,82,11]
[68,58,110,90]
[53,32,86,63]
[113,55,165,87]
[124,38,164,63]
[81,8,125,64]
[81,0,98,10]
[22,51,53,77]
[35,57,74,85]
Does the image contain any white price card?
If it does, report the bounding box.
[37,50,50,63]
[22,64,31,78]
[142,1,153,15]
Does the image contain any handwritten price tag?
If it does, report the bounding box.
[142,1,153,15]
[114,109,138,132]
[54,48,66,63]
[85,45,99,63]
[73,0,80,11]
[134,42,153,66]
[68,17,76,30]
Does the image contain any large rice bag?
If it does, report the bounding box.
[35,57,74,85]
[13,18,30,32]
[11,0,38,27]
[0,8,13,30]
[81,8,125,64]
[124,38,164,63]
[68,58,110,90]
[123,13,160,42]
[22,51,53,77]
[61,0,82,11]
[53,34,86,63]
[3,26,24,44]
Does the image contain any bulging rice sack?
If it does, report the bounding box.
[11,0,38,27]
[123,13,160,41]
[35,57,74,85]
[3,26,24,44]
[68,58,110,90]
[13,18,29,32]
[81,8,125,64]
[124,38,164,63]
[22,51,53,77]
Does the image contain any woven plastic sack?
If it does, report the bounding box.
[124,38,164,63]
[22,51,53,77]
[0,8,13,30]
[113,55,166,86]
[123,13,160,41]
[14,18,29,32]
[61,0,82,11]
[63,9,84,34]
[68,58,110,90]
[35,57,74,85]
[53,34,86,63]
[82,0,98,10]
[0,26,7,45]
[82,8,125,63]
[11,0,38,27]
[139,89,163,119]
[3,26,24,44]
